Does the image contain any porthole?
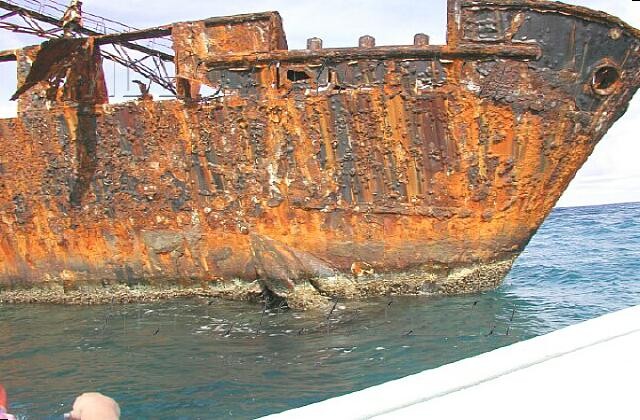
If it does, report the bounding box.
[591,64,621,96]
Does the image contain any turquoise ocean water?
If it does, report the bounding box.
[1,202,639,419]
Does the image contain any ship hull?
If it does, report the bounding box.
[0,0,639,308]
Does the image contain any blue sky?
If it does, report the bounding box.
[0,0,638,207]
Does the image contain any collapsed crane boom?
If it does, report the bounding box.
[0,0,176,94]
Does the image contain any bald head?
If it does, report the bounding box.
[67,393,120,420]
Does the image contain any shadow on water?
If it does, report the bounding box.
[1,202,639,418]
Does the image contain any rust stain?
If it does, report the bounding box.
[0,0,639,308]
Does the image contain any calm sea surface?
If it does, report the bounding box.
[1,202,639,419]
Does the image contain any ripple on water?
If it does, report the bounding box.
[1,202,640,418]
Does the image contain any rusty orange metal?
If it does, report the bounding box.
[0,0,639,308]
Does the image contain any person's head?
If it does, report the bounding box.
[65,393,120,420]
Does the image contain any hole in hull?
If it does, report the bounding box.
[287,69,311,82]
[592,65,620,96]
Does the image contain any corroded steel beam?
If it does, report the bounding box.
[204,43,542,69]
[93,26,172,46]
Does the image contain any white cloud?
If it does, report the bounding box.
[0,0,638,206]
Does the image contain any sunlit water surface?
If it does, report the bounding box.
[1,202,639,419]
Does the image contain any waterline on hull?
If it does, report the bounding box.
[0,257,515,309]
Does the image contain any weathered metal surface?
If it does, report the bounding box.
[0,0,639,308]
[12,38,108,104]
[172,11,287,99]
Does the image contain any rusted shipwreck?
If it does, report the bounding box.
[0,0,638,308]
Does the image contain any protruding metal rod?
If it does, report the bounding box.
[307,37,323,51]
[414,33,430,46]
[359,35,375,48]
